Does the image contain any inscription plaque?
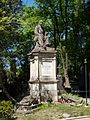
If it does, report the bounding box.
[42,62,52,76]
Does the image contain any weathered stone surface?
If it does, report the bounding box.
[28,50,58,101]
[34,20,50,50]
[16,95,41,115]
[62,113,70,118]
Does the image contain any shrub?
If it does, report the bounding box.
[0,101,14,120]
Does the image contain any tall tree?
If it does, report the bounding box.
[35,0,90,89]
[35,0,71,88]
[0,0,23,101]
[0,0,22,51]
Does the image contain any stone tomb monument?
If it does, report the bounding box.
[28,20,58,101]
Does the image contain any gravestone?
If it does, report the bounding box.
[28,20,58,101]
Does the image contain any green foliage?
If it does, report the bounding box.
[0,0,23,84]
[0,101,14,119]
[0,0,22,51]
[0,0,90,100]
[40,102,53,109]
[0,0,23,95]
[40,103,49,109]
[35,0,90,82]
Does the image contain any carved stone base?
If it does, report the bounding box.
[28,49,58,101]
[29,82,58,102]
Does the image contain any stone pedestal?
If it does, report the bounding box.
[28,49,58,101]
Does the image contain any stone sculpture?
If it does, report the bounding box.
[34,20,49,50]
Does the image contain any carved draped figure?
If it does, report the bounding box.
[34,24,44,47]
[34,22,49,48]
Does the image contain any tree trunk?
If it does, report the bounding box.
[60,50,71,88]
[64,67,71,88]
[52,2,71,89]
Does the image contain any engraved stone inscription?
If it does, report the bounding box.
[42,62,52,76]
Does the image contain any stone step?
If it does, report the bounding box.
[16,104,41,115]
[16,107,40,115]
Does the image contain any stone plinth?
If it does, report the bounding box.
[28,49,58,101]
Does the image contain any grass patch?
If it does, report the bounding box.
[58,104,90,117]
[16,103,90,120]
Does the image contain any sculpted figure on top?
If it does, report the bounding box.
[34,20,50,50]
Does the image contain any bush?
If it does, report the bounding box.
[0,101,14,120]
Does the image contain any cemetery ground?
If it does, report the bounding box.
[15,102,90,120]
